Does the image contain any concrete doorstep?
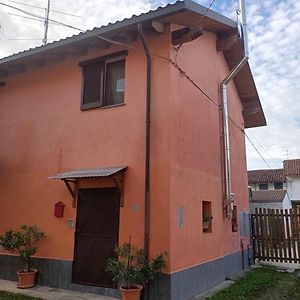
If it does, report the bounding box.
[0,279,118,300]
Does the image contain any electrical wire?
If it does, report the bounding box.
[226,118,273,169]
[247,131,275,162]
[202,0,217,16]
[8,12,67,27]
[245,132,272,169]
[8,0,82,18]
[0,2,83,31]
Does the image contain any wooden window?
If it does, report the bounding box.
[105,60,125,106]
[259,183,268,190]
[274,182,283,189]
[82,64,103,108]
[232,205,238,232]
[80,51,127,110]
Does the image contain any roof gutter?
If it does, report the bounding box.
[222,0,249,219]
[138,23,151,256]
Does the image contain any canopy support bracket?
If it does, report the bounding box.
[112,173,125,207]
[63,179,77,207]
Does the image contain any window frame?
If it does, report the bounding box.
[79,50,128,111]
[274,182,283,190]
[259,183,268,190]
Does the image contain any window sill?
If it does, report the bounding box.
[81,102,126,111]
[99,103,126,110]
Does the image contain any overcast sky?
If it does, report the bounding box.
[0,0,299,171]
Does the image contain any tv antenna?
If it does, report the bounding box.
[4,0,81,45]
[43,0,50,45]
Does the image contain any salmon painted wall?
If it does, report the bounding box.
[0,31,172,268]
[168,30,249,272]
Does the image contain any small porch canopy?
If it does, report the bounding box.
[49,166,127,206]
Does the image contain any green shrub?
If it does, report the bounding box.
[0,225,45,272]
[106,240,167,289]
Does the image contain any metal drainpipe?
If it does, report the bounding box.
[222,0,249,218]
[138,23,151,257]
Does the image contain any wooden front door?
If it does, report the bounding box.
[72,187,120,287]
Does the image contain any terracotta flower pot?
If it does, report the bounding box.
[17,269,38,289]
[120,284,143,300]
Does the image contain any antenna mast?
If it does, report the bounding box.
[43,0,50,45]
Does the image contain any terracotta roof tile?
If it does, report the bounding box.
[283,159,300,176]
[248,169,284,184]
[250,190,287,203]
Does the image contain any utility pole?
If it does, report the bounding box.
[43,0,50,45]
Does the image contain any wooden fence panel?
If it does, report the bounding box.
[251,208,300,263]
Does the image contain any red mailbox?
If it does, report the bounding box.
[54,201,65,218]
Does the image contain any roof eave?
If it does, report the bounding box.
[223,39,266,128]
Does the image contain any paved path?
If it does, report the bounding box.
[0,279,118,300]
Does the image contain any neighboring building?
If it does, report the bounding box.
[284,159,300,206]
[0,1,266,299]
[248,159,300,208]
[249,190,291,213]
[248,169,285,191]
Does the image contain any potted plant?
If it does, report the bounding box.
[203,213,213,230]
[0,225,45,288]
[106,239,166,300]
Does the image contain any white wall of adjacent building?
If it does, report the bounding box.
[250,182,287,191]
[286,175,300,202]
[250,193,292,214]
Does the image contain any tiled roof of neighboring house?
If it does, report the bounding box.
[250,190,287,203]
[248,169,284,184]
[283,159,300,176]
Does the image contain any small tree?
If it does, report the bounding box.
[106,238,167,289]
[0,225,45,272]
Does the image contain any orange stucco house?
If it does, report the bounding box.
[0,1,265,299]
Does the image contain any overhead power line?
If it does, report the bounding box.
[247,131,277,165]
[245,133,272,169]
[203,0,217,15]
[8,12,67,27]
[1,1,81,44]
[8,0,82,18]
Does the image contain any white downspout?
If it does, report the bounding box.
[222,0,249,218]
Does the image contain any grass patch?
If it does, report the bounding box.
[206,266,300,300]
[0,291,43,300]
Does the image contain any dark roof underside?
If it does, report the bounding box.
[0,0,265,128]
